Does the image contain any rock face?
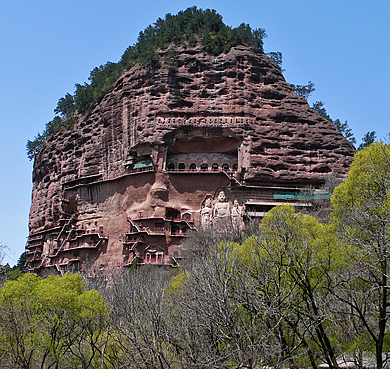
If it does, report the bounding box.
[26,45,355,274]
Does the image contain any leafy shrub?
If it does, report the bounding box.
[0,273,109,367]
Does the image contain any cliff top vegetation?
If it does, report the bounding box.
[26,7,266,160]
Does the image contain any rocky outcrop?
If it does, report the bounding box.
[27,44,355,273]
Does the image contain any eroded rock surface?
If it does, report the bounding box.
[27,45,355,273]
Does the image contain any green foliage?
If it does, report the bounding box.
[231,205,346,367]
[26,132,46,160]
[44,116,63,136]
[331,143,390,255]
[75,62,123,115]
[163,47,179,75]
[136,7,266,56]
[0,272,109,367]
[312,100,331,120]
[332,142,390,214]
[291,80,315,100]
[54,92,75,118]
[26,115,75,160]
[312,101,356,144]
[6,187,390,368]
[74,82,94,115]
[0,252,28,282]
[16,252,28,273]
[244,205,345,283]
[267,51,283,70]
[358,130,377,150]
[330,142,390,368]
[167,269,186,295]
[333,119,356,144]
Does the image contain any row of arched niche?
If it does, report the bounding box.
[167,163,238,171]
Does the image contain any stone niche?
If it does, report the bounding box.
[165,127,243,172]
[167,151,238,172]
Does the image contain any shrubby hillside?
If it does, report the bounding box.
[4,142,390,368]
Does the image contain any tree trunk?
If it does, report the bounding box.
[376,260,387,369]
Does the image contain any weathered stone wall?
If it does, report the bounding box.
[27,44,356,273]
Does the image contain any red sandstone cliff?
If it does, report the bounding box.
[27,44,355,272]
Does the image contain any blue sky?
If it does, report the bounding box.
[0,0,389,265]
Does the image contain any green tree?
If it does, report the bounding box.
[244,205,344,368]
[333,119,356,144]
[181,206,345,368]
[267,51,283,70]
[358,130,377,150]
[26,116,71,160]
[43,116,63,137]
[331,142,390,369]
[252,27,267,52]
[312,100,331,120]
[0,272,109,368]
[26,132,46,160]
[74,83,94,115]
[4,252,29,281]
[312,101,356,144]
[16,252,28,272]
[54,93,75,118]
[291,80,315,100]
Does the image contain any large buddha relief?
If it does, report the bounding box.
[213,191,231,219]
[200,196,213,228]
[199,191,245,230]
